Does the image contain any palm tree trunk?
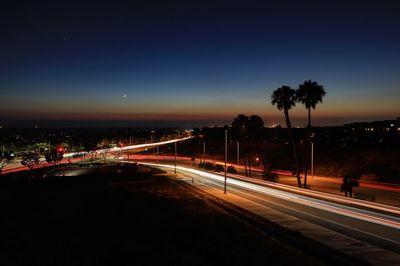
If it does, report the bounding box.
[284,108,301,187]
[308,107,311,128]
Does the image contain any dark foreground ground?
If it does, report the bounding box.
[1,164,331,265]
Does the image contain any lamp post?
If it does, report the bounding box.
[310,141,314,178]
[174,142,177,174]
[224,127,232,194]
[203,141,206,163]
[304,132,315,188]
[156,145,159,167]
[237,141,239,165]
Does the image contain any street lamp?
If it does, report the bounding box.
[156,145,159,167]
[237,141,240,165]
[174,142,177,174]
[224,127,232,194]
[304,132,315,188]
[310,141,314,178]
[203,141,206,163]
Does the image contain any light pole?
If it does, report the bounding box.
[174,142,177,174]
[304,132,315,188]
[156,145,159,167]
[203,141,206,163]
[310,141,314,178]
[224,127,232,194]
[236,141,239,165]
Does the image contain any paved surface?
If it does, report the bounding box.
[4,152,399,207]
[127,155,400,207]
[141,162,400,266]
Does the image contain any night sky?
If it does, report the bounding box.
[1,0,399,127]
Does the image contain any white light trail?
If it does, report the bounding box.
[99,137,191,153]
[140,162,400,230]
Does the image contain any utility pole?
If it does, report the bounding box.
[236,141,239,165]
[203,141,206,163]
[224,127,232,194]
[174,142,177,174]
[157,145,159,167]
[304,132,315,188]
[311,141,314,178]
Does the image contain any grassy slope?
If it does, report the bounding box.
[0,166,323,266]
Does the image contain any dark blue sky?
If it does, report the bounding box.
[1,0,399,127]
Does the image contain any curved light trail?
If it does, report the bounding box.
[96,137,192,154]
[138,162,400,231]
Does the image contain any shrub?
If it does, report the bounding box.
[198,162,205,168]
[227,166,237,174]
[214,164,224,172]
[262,164,278,182]
[204,162,214,170]
[262,172,278,182]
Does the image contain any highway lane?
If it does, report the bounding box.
[1,137,191,174]
[97,136,191,154]
[140,162,400,254]
[123,154,400,207]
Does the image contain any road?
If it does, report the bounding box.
[1,137,191,174]
[140,162,400,254]
[126,154,400,206]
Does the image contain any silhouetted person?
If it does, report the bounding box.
[340,175,359,197]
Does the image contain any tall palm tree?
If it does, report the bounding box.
[271,86,301,187]
[296,80,326,128]
[296,80,326,188]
